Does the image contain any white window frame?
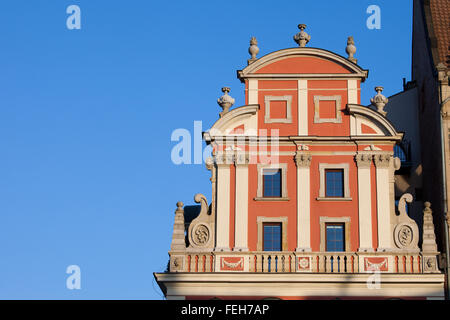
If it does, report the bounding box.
[255,163,289,201]
[317,163,351,201]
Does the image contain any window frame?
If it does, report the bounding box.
[317,163,351,201]
[255,163,289,201]
[262,168,282,198]
[319,217,351,252]
[325,168,345,198]
[257,216,288,251]
[325,223,346,252]
[262,222,282,252]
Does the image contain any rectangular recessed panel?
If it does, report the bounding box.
[269,100,288,119]
[319,100,337,119]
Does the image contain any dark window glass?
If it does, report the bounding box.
[326,224,345,252]
[263,223,282,251]
[263,169,282,197]
[325,169,344,197]
[394,145,407,163]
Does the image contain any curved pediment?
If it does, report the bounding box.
[347,104,403,140]
[238,47,368,81]
[204,105,259,141]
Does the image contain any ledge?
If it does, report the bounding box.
[254,197,290,202]
[316,197,352,201]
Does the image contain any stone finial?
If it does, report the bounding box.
[370,86,389,116]
[170,201,186,252]
[248,37,259,65]
[422,202,439,273]
[293,24,311,47]
[345,36,357,64]
[217,87,235,118]
[422,202,438,253]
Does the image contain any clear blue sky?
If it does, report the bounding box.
[0,0,412,299]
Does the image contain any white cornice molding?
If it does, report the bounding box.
[154,272,445,284]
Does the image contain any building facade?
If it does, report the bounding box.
[154,25,445,300]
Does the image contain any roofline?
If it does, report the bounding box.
[237,47,369,83]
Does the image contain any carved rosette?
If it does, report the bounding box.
[373,154,391,168]
[295,152,312,167]
[191,223,210,246]
[355,153,372,168]
[394,224,413,247]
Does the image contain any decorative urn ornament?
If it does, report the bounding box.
[370,86,389,116]
[346,36,357,64]
[248,37,259,65]
[217,87,235,117]
[293,24,311,47]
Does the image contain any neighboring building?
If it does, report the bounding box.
[154,24,445,300]
[389,0,450,297]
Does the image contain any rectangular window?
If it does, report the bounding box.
[326,223,345,252]
[263,169,282,197]
[263,223,282,251]
[325,169,344,197]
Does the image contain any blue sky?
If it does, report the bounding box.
[0,0,412,299]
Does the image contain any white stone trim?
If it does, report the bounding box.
[296,162,311,252]
[347,79,358,104]
[215,164,231,251]
[256,163,288,199]
[298,80,308,136]
[155,273,445,299]
[318,163,351,199]
[375,162,393,251]
[356,154,374,252]
[248,79,258,105]
[264,95,293,124]
[234,164,249,252]
[313,95,342,123]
